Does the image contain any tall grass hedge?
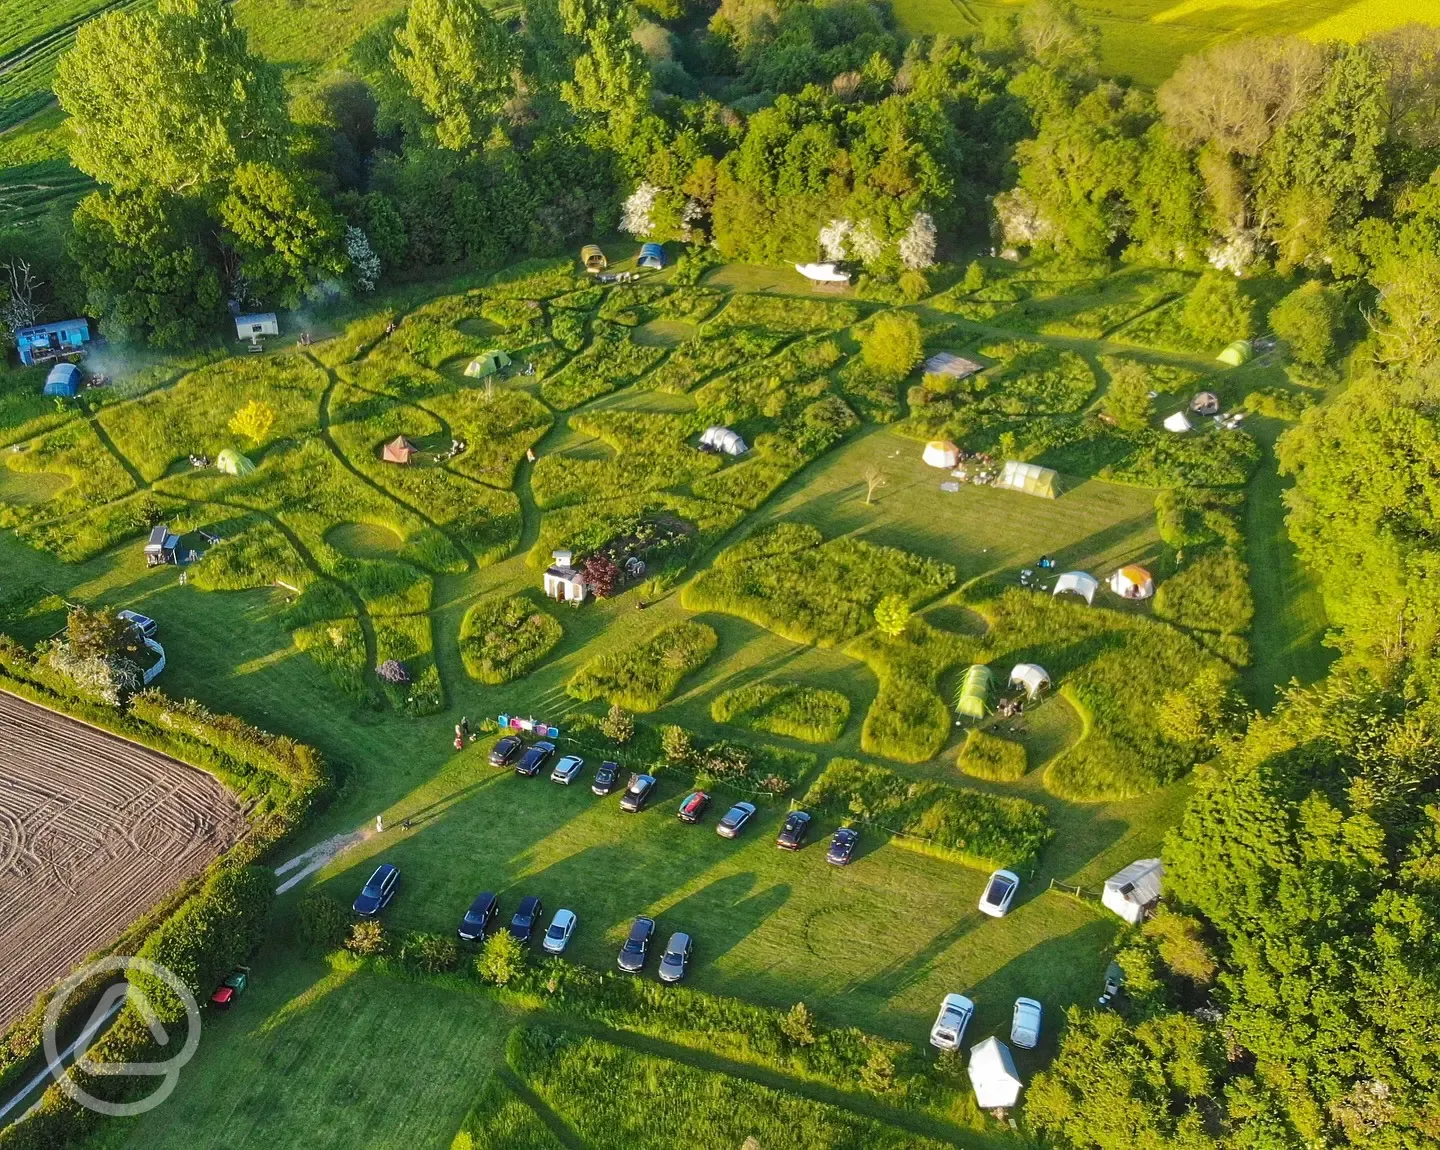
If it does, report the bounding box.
[567,621,717,712]
[845,618,974,763]
[460,595,562,685]
[957,728,1028,782]
[710,680,850,743]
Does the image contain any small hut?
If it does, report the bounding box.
[235,313,279,342]
[16,319,92,366]
[1008,663,1051,699]
[637,242,666,270]
[465,350,512,379]
[1108,564,1154,600]
[382,436,418,465]
[1163,411,1192,433]
[144,525,181,566]
[955,664,994,720]
[992,460,1058,499]
[1190,391,1220,416]
[968,1038,1022,1110]
[1217,340,1253,367]
[700,426,748,456]
[1053,571,1099,605]
[542,550,590,603]
[1103,858,1164,924]
[43,363,83,398]
[581,245,607,273]
[923,440,960,469]
[216,448,256,476]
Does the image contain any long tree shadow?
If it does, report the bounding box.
[656,871,792,969]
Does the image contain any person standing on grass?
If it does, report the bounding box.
[460,716,471,742]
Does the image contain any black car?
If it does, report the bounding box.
[515,740,555,777]
[488,735,524,767]
[716,801,757,839]
[508,895,544,943]
[776,810,812,850]
[677,791,710,824]
[619,773,657,813]
[352,863,399,916]
[592,761,621,796]
[827,826,860,865]
[458,892,499,942]
[618,916,655,973]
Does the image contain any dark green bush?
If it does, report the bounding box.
[297,890,351,951]
[459,595,563,684]
[568,622,718,712]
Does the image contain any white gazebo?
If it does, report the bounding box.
[1009,663,1051,699]
[542,550,590,603]
[1052,571,1099,605]
[1103,858,1164,924]
[968,1037,1022,1109]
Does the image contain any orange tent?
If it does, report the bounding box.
[383,436,418,465]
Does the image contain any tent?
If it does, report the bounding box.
[700,426,748,456]
[955,664,994,720]
[1163,411,1192,433]
[1053,571,1099,605]
[465,349,512,378]
[1009,663,1051,699]
[923,440,960,469]
[216,448,256,477]
[992,459,1058,499]
[1217,340,1253,367]
[637,242,666,269]
[382,436,418,465]
[1103,858,1164,924]
[794,262,851,284]
[1109,564,1153,600]
[581,245,607,272]
[969,1037,1022,1109]
[923,352,983,380]
[1190,391,1220,415]
[43,362,82,397]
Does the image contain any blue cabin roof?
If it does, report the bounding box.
[43,363,83,397]
[17,319,90,344]
[16,319,92,366]
[638,242,665,268]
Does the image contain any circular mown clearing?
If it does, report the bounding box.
[326,521,404,559]
[0,463,68,506]
[633,319,697,347]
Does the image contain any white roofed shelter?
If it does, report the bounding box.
[924,352,983,379]
[543,550,590,603]
[795,262,851,284]
[1163,411,1192,433]
[993,459,1058,499]
[700,426,748,456]
[1103,858,1164,924]
[923,440,959,469]
[1053,571,1099,605]
[1009,663,1051,699]
[968,1037,1022,1109]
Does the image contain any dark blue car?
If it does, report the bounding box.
[353,863,399,916]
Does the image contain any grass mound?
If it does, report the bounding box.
[803,757,1052,870]
[957,728,1028,782]
[459,595,563,685]
[710,681,850,743]
[567,621,717,712]
[845,618,974,763]
[683,524,955,648]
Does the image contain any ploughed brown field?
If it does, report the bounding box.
[0,691,244,1028]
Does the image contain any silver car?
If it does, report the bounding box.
[542,909,577,954]
[929,993,974,1050]
[550,755,584,784]
[658,932,692,983]
[1011,997,1043,1049]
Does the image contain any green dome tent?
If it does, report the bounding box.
[1217,340,1253,367]
[216,448,256,476]
[955,664,994,720]
[465,349,512,378]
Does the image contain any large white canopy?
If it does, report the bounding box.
[1053,571,1099,605]
[1009,663,1051,698]
[795,262,851,283]
[969,1037,1022,1109]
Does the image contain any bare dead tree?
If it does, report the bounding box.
[1,259,45,339]
[863,465,888,505]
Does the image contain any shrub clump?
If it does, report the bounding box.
[710,681,851,744]
[297,890,351,952]
[803,757,1052,870]
[957,728,1028,782]
[477,929,527,985]
[846,618,975,763]
[567,622,718,712]
[1153,549,1255,640]
[459,595,563,684]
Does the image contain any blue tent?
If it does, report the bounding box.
[43,363,82,397]
[638,242,666,269]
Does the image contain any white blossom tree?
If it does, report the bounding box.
[621,182,658,237]
[1,259,44,346]
[899,212,937,270]
[849,219,884,263]
[345,227,381,292]
[818,218,852,262]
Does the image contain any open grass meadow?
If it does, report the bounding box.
[0,248,1340,1147]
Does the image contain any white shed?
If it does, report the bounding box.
[1102,858,1164,924]
[1163,411,1192,433]
[236,313,279,341]
[1009,663,1051,698]
[542,550,590,603]
[968,1037,1022,1109]
[700,426,748,456]
[1052,571,1099,605]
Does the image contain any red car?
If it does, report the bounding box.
[677,790,711,823]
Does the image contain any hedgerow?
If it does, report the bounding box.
[845,618,974,762]
[710,681,850,743]
[705,294,859,334]
[803,757,1052,870]
[694,337,842,424]
[567,621,717,712]
[1153,549,1254,641]
[1154,488,1243,549]
[529,494,742,570]
[683,524,955,648]
[393,291,491,366]
[957,728,1028,782]
[1102,426,1260,488]
[972,339,1097,415]
[460,594,563,684]
[539,322,668,410]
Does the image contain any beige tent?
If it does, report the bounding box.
[581,245,607,272]
[382,436,418,465]
[923,440,960,469]
[993,459,1058,499]
[1190,391,1219,415]
[1109,565,1154,600]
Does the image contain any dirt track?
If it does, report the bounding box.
[0,691,244,1029]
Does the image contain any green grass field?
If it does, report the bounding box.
[0,253,1333,1147]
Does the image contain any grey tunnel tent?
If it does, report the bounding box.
[700,426,748,456]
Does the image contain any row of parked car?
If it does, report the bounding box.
[489,735,865,862]
[350,865,698,981]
